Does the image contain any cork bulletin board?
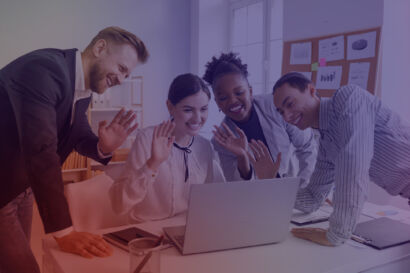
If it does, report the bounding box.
[282,27,381,97]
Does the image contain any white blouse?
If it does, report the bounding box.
[109,126,225,222]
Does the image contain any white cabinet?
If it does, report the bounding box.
[89,76,143,149]
[62,76,143,182]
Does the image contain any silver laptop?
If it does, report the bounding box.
[163,177,300,255]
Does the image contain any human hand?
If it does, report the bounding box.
[146,120,175,171]
[98,108,138,154]
[291,227,334,246]
[248,140,281,179]
[54,231,113,258]
[213,123,248,158]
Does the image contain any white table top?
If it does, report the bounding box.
[43,212,410,273]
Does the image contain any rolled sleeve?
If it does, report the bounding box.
[286,124,318,187]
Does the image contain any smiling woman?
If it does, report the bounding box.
[203,52,317,185]
[166,73,211,141]
[109,73,226,223]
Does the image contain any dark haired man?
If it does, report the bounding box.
[0,26,148,272]
[273,72,410,246]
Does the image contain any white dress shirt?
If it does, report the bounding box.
[54,50,109,237]
[296,85,410,245]
[109,126,226,222]
[52,51,88,237]
[70,51,91,124]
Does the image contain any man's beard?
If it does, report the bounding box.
[89,62,106,94]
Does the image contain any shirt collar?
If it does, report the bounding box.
[74,51,91,99]
[71,51,92,125]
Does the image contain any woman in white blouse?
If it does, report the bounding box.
[109,73,225,222]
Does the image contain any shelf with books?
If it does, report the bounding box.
[61,76,143,182]
[89,75,143,140]
[89,148,130,177]
[61,151,89,183]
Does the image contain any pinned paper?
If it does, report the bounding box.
[318,35,344,62]
[298,71,312,80]
[316,66,343,90]
[311,62,318,71]
[319,58,327,67]
[348,62,370,90]
[290,42,312,65]
[347,31,377,60]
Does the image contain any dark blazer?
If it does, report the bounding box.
[0,48,110,233]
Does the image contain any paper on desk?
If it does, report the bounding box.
[361,203,410,223]
[292,205,332,224]
[345,239,368,249]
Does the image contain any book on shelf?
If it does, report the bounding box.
[62,151,87,170]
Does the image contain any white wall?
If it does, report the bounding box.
[0,0,191,127]
[374,0,410,210]
[283,0,383,41]
[192,0,230,139]
[380,0,410,121]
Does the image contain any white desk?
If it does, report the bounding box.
[42,213,410,273]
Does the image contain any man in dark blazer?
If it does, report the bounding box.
[0,26,149,272]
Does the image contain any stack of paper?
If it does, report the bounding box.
[291,205,332,226]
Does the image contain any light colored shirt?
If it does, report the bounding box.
[52,51,88,238]
[71,50,92,125]
[212,94,317,185]
[109,126,226,222]
[73,50,110,159]
[296,85,410,245]
[54,50,108,237]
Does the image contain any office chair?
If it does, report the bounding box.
[64,172,128,231]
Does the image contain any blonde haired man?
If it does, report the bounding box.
[0,26,148,272]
